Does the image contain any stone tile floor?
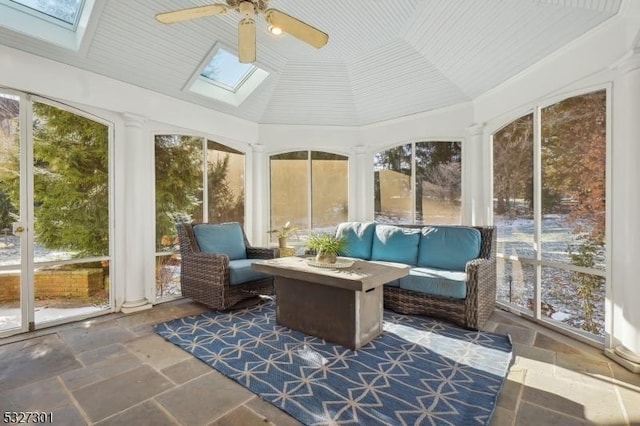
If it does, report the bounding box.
[0,298,638,425]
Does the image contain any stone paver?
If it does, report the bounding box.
[0,299,637,425]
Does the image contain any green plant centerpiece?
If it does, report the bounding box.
[306,232,348,264]
[267,221,298,248]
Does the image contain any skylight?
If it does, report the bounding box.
[0,0,96,50]
[201,48,256,92]
[7,0,83,28]
[186,45,269,107]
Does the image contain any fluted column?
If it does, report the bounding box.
[607,52,640,371]
[120,113,152,313]
[463,123,486,225]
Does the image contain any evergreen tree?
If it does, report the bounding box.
[31,102,109,256]
[154,135,202,249]
[0,96,20,230]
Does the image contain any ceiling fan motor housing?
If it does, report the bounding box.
[227,0,270,13]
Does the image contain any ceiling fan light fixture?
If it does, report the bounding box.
[268,25,282,35]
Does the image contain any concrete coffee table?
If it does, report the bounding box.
[252,256,409,350]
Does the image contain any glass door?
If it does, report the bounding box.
[0,91,24,333]
[0,93,113,336]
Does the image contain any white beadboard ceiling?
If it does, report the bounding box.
[0,0,622,126]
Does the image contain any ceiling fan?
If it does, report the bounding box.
[155,0,329,63]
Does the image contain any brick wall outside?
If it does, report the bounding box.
[0,268,104,302]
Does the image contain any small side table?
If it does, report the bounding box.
[278,247,296,257]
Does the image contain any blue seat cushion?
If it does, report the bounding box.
[399,267,467,299]
[228,259,271,285]
[418,226,481,272]
[336,221,376,260]
[193,223,247,260]
[371,225,421,265]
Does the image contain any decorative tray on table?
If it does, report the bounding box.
[306,257,355,269]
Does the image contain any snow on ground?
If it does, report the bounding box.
[495,214,605,337]
[0,305,108,330]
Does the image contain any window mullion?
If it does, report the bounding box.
[411,142,416,224]
[202,138,208,223]
[307,151,313,233]
[533,106,542,321]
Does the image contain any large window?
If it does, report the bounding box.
[374,141,461,224]
[270,151,348,243]
[493,89,607,340]
[154,136,245,299]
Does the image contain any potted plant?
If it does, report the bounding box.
[267,221,298,248]
[306,232,348,264]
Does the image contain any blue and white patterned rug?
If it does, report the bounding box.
[155,300,513,425]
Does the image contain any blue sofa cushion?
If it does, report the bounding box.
[418,226,481,272]
[399,267,467,299]
[383,279,400,287]
[335,221,376,260]
[371,225,421,265]
[193,222,247,260]
[228,259,271,285]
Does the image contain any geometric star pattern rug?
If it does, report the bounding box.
[155,299,513,425]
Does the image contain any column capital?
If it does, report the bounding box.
[250,143,264,153]
[121,112,146,128]
[618,51,640,75]
[466,123,485,137]
[352,145,367,155]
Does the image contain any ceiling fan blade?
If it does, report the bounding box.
[264,8,328,48]
[238,18,256,63]
[155,4,229,24]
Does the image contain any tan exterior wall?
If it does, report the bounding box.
[270,160,348,230]
[378,169,461,224]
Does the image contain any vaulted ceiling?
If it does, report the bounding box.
[0,0,622,126]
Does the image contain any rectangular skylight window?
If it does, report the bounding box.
[186,44,269,107]
[8,0,84,27]
[0,0,96,50]
[200,48,256,92]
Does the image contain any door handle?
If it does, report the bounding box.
[12,223,25,235]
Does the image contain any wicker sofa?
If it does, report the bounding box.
[176,222,276,310]
[335,222,496,330]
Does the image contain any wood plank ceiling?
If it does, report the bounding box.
[0,0,622,126]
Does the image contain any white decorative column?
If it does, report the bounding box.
[120,113,152,313]
[606,52,640,372]
[352,145,369,221]
[251,143,266,246]
[463,123,486,225]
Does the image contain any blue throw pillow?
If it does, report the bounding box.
[335,221,376,260]
[193,223,247,260]
[417,226,481,271]
[371,225,421,265]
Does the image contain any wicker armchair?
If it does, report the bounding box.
[176,222,276,310]
[383,225,496,330]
